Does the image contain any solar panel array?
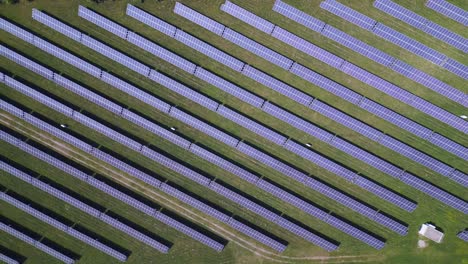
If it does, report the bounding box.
[320,0,468,80]
[457,230,468,242]
[426,0,468,26]
[0,160,171,254]
[128,5,468,164]
[273,1,468,109]
[171,3,468,185]
[63,7,415,243]
[374,0,468,52]
[0,191,128,262]
[0,221,75,264]
[223,2,468,138]
[0,252,19,264]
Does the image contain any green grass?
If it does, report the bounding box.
[0,0,467,263]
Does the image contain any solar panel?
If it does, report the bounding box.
[174,2,226,36]
[282,139,358,182]
[154,211,225,252]
[72,111,144,152]
[189,144,259,183]
[99,72,172,113]
[271,26,344,68]
[0,18,34,43]
[443,58,468,79]
[449,170,468,187]
[194,67,265,108]
[222,28,294,70]
[0,252,19,264]
[140,146,212,186]
[457,230,468,242]
[53,74,124,115]
[32,37,103,78]
[320,0,377,30]
[33,241,75,264]
[149,70,220,111]
[262,102,334,143]
[374,0,468,52]
[0,45,54,79]
[0,98,25,119]
[125,31,197,74]
[78,6,128,39]
[273,0,326,32]
[0,192,128,261]
[228,218,288,252]
[289,63,364,105]
[216,105,287,145]
[4,75,74,117]
[221,1,275,34]
[426,0,468,26]
[210,181,280,220]
[428,133,468,160]
[174,29,245,72]
[126,4,177,37]
[32,9,82,41]
[168,107,240,147]
[241,65,314,106]
[80,34,151,76]
[274,217,338,251]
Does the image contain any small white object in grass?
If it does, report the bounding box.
[305,143,312,147]
[170,127,177,131]
[460,115,467,119]
[60,124,68,128]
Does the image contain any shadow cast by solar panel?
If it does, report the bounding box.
[25,139,95,176]
[105,210,173,249]
[145,144,215,182]
[0,124,28,142]
[72,224,131,257]
[37,175,107,213]
[231,215,288,246]
[0,244,25,264]
[5,74,80,112]
[81,110,148,146]
[328,212,386,242]
[98,145,165,183]
[0,155,41,179]
[38,236,81,261]
[378,211,408,227]
[159,208,228,245]
[4,189,75,227]
[0,94,33,115]
[165,181,232,217]
[0,214,44,242]
[213,179,282,216]
[0,42,50,77]
[93,174,161,211]
[280,214,339,246]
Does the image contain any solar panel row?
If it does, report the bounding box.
[374,0,467,52]
[0,217,75,264]
[214,2,468,173]
[457,230,468,242]
[273,0,468,108]
[320,0,468,79]
[0,191,128,261]
[426,0,468,26]
[0,161,171,253]
[2,130,226,252]
[71,6,412,241]
[0,252,19,264]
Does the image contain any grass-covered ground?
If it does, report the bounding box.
[0,0,467,263]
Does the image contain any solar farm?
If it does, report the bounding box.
[0,0,466,263]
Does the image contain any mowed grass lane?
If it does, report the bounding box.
[0,0,467,263]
